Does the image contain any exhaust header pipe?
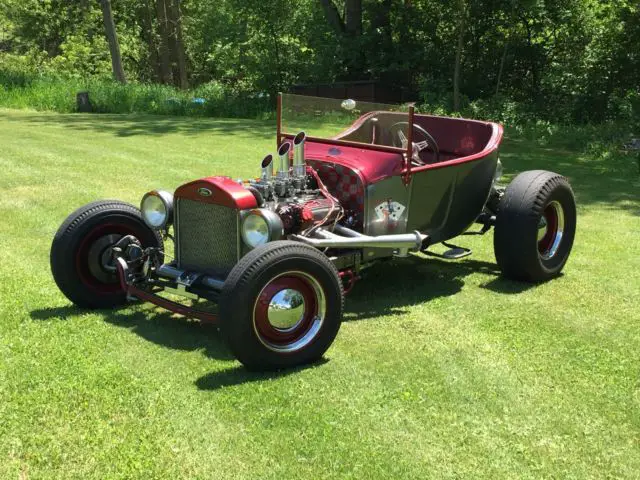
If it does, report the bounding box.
[292,226,426,252]
[277,141,291,178]
[261,154,274,181]
[292,131,306,177]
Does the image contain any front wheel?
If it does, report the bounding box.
[50,200,163,309]
[494,170,577,282]
[219,241,344,371]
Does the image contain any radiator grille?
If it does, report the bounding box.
[176,198,239,276]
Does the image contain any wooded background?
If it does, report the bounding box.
[0,0,638,123]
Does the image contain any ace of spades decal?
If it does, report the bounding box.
[374,199,406,227]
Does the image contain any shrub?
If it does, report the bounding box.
[0,62,273,119]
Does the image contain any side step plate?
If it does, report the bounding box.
[423,242,472,260]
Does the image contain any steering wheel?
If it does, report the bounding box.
[389,122,440,165]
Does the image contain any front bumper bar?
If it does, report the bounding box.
[115,257,219,324]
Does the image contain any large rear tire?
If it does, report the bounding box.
[51,200,163,309]
[219,241,344,371]
[494,170,576,282]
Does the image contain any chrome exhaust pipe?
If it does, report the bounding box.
[261,154,274,181]
[291,227,426,252]
[277,141,291,178]
[292,131,306,177]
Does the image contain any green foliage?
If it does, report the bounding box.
[1,0,639,124]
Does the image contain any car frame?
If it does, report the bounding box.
[51,93,577,370]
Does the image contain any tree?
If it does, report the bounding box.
[139,0,160,82]
[345,0,362,37]
[155,0,172,84]
[167,0,188,89]
[453,0,467,111]
[319,0,345,36]
[99,0,126,84]
[2,0,639,124]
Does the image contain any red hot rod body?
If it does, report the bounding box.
[51,94,576,370]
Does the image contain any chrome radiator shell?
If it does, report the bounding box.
[175,198,240,276]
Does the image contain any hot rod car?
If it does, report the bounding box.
[51,94,576,370]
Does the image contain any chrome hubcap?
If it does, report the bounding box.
[268,289,306,331]
[253,272,326,353]
[538,201,565,260]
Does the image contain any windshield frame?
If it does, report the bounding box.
[276,93,416,179]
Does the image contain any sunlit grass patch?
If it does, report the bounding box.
[0,109,638,479]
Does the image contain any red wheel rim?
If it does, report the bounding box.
[75,223,146,294]
[537,201,565,260]
[253,271,326,353]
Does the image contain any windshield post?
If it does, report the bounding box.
[403,104,416,185]
[276,93,282,148]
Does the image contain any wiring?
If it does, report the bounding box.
[302,167,344,237]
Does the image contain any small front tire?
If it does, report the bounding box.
[50,200,163,309]
[219,241,344,371]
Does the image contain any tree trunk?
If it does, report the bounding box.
[372,0,392,56]
[319,0,345,35]
[141,0,160,82]
[495,40,508,96]
[345,0,362,37]
[99,0,126,84]
[155,0,172,84]
[168,0,188,89]
[372,0,392,32]
[269,18,282,94]
[453,0,466,111]
[519,14,539,100]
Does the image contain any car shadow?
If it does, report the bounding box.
[30,256,536,385]
[343,255,528,321]
[195,360,329,391]
[481,275,554,294]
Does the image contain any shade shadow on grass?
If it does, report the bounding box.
[481,276,547,294]
[4,112,275,139]
[30,304,234,361]
[501,138,640,215]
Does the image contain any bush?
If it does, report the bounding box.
[0,76,273,118]
[0,54,273,118]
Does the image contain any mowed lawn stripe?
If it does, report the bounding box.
[0,109,638,479]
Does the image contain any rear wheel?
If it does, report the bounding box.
[494,170,576,282]
[219,241,344,371]
[51,200,163,309]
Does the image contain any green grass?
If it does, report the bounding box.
[0,109,639,479]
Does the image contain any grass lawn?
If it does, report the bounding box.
[0,109,638,479]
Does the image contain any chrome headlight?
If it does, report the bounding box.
[141,190,173,229]
[241,209,283,248]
